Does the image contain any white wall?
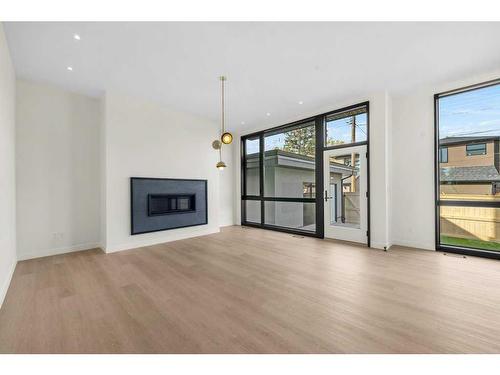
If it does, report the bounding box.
[391,69,500,250]
[218,142,236,227]
[102,91,226,252]
[99,95,107,249]
[0,25,17,307]
[367,92,392,249]
[16,80,101,260]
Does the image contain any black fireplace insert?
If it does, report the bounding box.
[131,177,207,235]
[148,194,196,216]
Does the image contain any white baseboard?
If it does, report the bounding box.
[17,242,102,261]
[391,238,435,251]
[370,242,392,250]
[219,222,236,228]
[104,227,220,253]
[0,259,17,309]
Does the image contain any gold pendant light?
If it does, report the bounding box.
[219,76,233,145]
[213,75,232,170]
[216,161,227,170]
[221,132,233,145]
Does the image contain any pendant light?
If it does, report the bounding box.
[213,75,232,170]
[216,161,227,170]
[219,76,233,145]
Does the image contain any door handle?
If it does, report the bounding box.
[324,190,332,202]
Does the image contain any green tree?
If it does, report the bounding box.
[283,126,316,156]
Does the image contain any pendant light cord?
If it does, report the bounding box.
[220,76,225,163]
[221,76,225,134]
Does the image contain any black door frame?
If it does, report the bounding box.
[241,101,370,247]
[434,78,500,260]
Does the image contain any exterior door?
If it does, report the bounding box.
[323,145,368,244]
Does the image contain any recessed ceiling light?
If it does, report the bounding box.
[266,113,271,116]
[241,121,245,125]
[298,101,304,105]
[67,66,73,71]
[73,34,81,40]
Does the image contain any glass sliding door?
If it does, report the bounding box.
[435,80,500,257]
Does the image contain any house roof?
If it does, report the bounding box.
[440,165,500,182]
[247,149,353,174]
[439,136,499,146]
[247,149,315,161]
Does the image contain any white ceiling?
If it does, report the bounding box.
[4,22,500,131]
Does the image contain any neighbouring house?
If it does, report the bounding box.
[439,136,500,196]
[245,149,360,231]
[439,135,500,245]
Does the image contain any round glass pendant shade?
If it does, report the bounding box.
[221,132,233,145]
[216,161,227,170]
[212,140,222,150]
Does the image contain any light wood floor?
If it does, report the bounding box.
[1,226,500,353]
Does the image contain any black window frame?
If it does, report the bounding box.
[434,78,500,260]
[241,101,370,246]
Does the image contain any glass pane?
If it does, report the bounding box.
[438,83,500,201]
[466,143,487,156]
[328,152,360,228]
[440,206,500,252]
[245,200,261,223]
[264,121,315,198]
[245,137,260,196]
[264,201,315,232]
[325,106,367,147]
[439,147,448,163]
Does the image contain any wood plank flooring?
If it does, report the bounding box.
[1,225,500,353]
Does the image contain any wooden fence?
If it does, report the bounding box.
[440,194,500,243]
[344,192,360,225]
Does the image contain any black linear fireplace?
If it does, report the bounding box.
[131,177,207,235]
[148,194,196,216]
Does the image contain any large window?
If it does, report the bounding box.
[436,80,500,257]
[241,102,369,239]
[241,120,319,235]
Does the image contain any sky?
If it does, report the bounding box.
[245,114,367,154]
[439,83,500,139]
[325,113,367,145]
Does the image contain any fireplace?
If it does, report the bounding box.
[148,194,196,216]
[131,178,207,235]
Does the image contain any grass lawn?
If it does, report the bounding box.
[441,235,500,252]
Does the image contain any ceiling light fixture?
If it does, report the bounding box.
[73,34,81,40]
[266,112,271,116]
[67,66,73,71]
[298,101,303,105]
